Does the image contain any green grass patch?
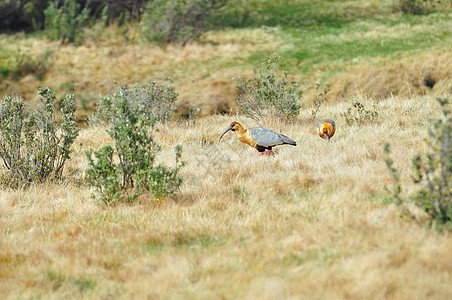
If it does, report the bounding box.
[245,10,451,77]
[74,277,97,292]
[214,0,397,28]
[365,194,398,205]
[141,238,165,254]
[45,268,97,293]
[46,269,67,290]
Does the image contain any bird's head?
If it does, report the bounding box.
[219,122,243,141]
[229,122,243,131]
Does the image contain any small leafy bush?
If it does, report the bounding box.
[340,101,378,125]
[411,97,451,229]
[310,82,330,120]
[85,81,184,205]
[0,88,79,186]
[234,53,303,120]
[385,97,451,231]
[93,81,178,125]
[44,0,90,44]
[139,0,228,45]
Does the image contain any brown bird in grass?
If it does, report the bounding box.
[219,122,297,156]
[316,119,336,140]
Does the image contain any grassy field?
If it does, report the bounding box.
[1,95,452,299]
[1,0,452,299]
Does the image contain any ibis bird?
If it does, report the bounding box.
[219,122,296,156]
[316,119,336,140]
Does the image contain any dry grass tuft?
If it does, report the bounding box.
[1,94,452,298]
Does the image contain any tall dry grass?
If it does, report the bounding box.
[0,28,284,118]
[1,94,451,299]
[328,49,452,102]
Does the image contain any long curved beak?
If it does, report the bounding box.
[219,126,233,141]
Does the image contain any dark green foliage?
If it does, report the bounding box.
[139,0,228,44]
[0,0,48,32]
[411,97,451,230]
[85,146,122,203]
[0,0,149,33]
[0,88,79,186]
[341,101,379,125]
[44,0,91,44]
[234,53,303,120]
[85,81,183,205]
[133,145,184,200]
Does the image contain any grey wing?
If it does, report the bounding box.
[278,133,297,145]
[249,127,296,146]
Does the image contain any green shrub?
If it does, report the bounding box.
[139,0,228,45]
[44,0,90,44]
[234,53,303,120]
[93,80,178,125]
[411,97,451,230]
[85,81,184,205]
[340,101,378,125]
[0,87,79,186]
[385,97,451,231]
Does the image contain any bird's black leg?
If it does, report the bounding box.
[257,146,273,156]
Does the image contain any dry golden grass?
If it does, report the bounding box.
[1,94,452,299]
[2,20,450,119]
[0,28,285,118]
[328,49,452,102]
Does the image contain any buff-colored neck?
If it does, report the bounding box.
[235,127,257,148]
